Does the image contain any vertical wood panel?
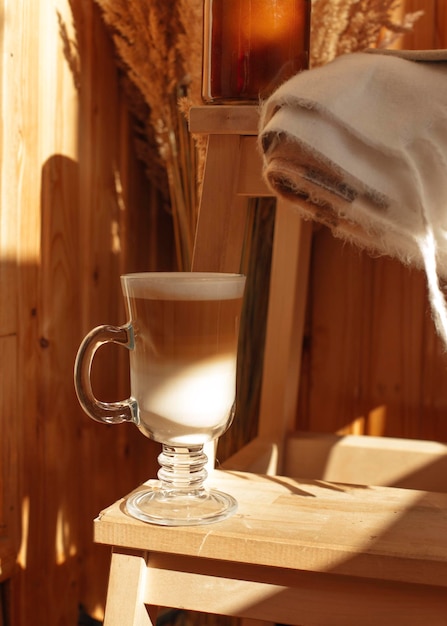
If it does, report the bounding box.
[401,0,446,49]
[299,231,447,441]
[0,0,20,612]
[1,1,170,624]
[298,1,447,442]
[0,336,18,579]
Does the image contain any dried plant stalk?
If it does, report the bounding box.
[93,0,203,269]
[311,0,423,67]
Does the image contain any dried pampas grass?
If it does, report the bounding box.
[311,0,424,67]
[93,0,203,270]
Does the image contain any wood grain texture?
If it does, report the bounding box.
[297,0,447,441]
[298,229,447,441]
[402,0,447,49]
[97,470,447,625]
[95,470,447,586]
[189,105,260,135]
[192,133,249,272]
[0,1,169,624]
[142,555,447,626]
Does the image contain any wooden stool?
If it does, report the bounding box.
[97,106,447,624]
[190,106,312,473]
[96,469,447,625]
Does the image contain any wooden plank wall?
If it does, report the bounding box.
[297,0,447,441]
[0,1,173,624]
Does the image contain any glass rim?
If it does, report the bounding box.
[121,271,246,282]
[120,272,246,300]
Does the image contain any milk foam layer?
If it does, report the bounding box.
[122,272,245,301]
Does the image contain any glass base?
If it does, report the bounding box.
[125,481,237,526]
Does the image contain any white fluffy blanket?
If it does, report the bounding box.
[259,49,447,347]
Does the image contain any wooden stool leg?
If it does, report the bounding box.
[192,134,249,273]
[103,549,157,626]
[257,201,313,472]
[192,133,251,470]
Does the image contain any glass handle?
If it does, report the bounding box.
[74,324,138,425]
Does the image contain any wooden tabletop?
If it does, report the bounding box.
[94,469,447,588]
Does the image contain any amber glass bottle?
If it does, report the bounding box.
[202,0,311,103]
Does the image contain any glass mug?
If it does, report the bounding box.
[74,272,246,525]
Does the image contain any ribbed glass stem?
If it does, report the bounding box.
[157,445,208,492]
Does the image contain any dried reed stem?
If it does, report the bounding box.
[93,0,203,270]
[311,0,423,66]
